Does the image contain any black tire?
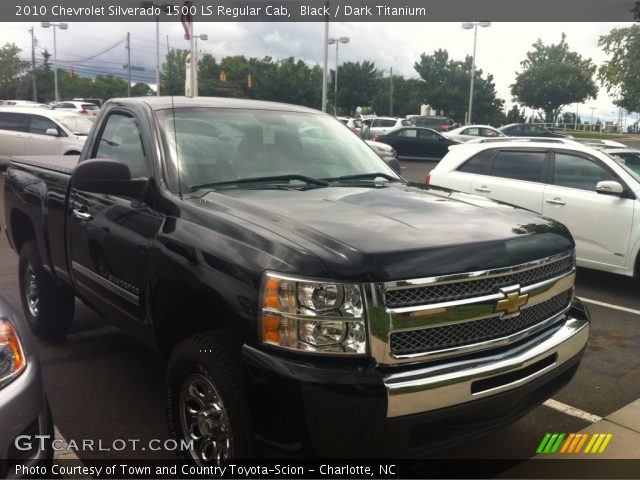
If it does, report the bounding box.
[18,240,74,340]
[166,331,255,463]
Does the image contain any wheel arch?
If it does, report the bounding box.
[10,208,36,254]
[151,277,249,358]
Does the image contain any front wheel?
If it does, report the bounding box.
[18,240,74,340]
[166,332,255,463]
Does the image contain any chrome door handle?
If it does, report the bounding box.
[72,209,92,222]
[546,198,565,205]
[474,186,491,193]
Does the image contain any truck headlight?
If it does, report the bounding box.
[260,272,366,354]
[0,318,26,388]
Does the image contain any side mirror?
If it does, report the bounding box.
[46,128,59,137]
[71,159,146,197]
[596,180,624,195]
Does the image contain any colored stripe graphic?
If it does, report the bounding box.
[538,433,613,454]
[536,433,552,454]
[575,434,588,453]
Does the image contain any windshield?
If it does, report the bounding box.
[55,115,94,135]
[607,151,640,183]
[158,107,400,191]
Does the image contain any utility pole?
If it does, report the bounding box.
[126,32,131,97]
[156,15,160,95]
[389,67,393,117]
[29,27,37,101]
[321,7,329,112]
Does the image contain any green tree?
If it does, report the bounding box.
[506,104,526,123]
[333,61,378,115]
[511,34,597,123]
[0,43,30,99]
[371,76,424,117]
[131,82,153,96]
[413,49,503,124]
[161,48,188,95]
[598,25,640,114]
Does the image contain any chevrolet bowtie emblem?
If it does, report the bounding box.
[495,287,529,317]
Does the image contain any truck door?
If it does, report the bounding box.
[67,109,162,335]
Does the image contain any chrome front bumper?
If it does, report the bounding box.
[384,316,589,417]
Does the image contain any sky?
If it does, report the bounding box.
[0,21,636,125]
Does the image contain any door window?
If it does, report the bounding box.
[418,129,439,140]
[29,115,59,135]
[490,150,547,182]
[0,112,28,132]
[93,113,147,178]
[458,148,494,174]
[463,128,480,136]
[553,152,617,191]
[397,129,417,138]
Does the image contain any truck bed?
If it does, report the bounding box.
[11,155,79,175]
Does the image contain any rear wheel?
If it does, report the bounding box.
[166,331,255,463]
[18,240,74,340]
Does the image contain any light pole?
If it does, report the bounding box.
[589,106,597,131]
[328,36,349,116]
[461,21,490,125]
[41,22,68,102]
[194,34,208,62]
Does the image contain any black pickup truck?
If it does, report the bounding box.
[3,97,589,460]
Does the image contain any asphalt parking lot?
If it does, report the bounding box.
[1,153,639,466]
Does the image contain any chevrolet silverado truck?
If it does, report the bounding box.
[3,97,590,461]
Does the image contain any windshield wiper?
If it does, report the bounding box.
[325,172,401,183]
[190,174,330,192]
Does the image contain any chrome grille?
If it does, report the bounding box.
[384,254,573,309]
[389,290,571,356]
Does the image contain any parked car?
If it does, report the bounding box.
[0,100,50,109]
[71,98,104,108]
[52,101,100,119]
[364,139,401,174]
[428,140,640,277]
[365,117,412,139]
[4,97,589,460]
[444,125,504,142]
[0,291,53,476]
[499,123,573,138]
[374,126,460,158]
[409,115,456,132]
[337,117,364,137]
[0,107,91,170]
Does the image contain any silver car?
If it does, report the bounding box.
[0,292,53,476]
[0,107,91,170]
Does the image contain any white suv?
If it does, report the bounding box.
[0,107,92,169]
[364,117,412,139]
[428,141,640,277]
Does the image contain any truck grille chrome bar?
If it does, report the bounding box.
[384,253,573,309]
[365,251,576,365]
[389,290,571,356]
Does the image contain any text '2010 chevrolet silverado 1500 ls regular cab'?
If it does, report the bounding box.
[3,97,589,461]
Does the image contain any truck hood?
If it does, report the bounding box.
[193,183,573,281]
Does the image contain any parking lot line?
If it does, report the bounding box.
[579,297,640,316]
[543,399,603,423]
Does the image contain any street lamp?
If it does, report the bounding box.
[41,22,68,102]
[328,36,349,115]
[461,21,490,125]
[191,33,208,97]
